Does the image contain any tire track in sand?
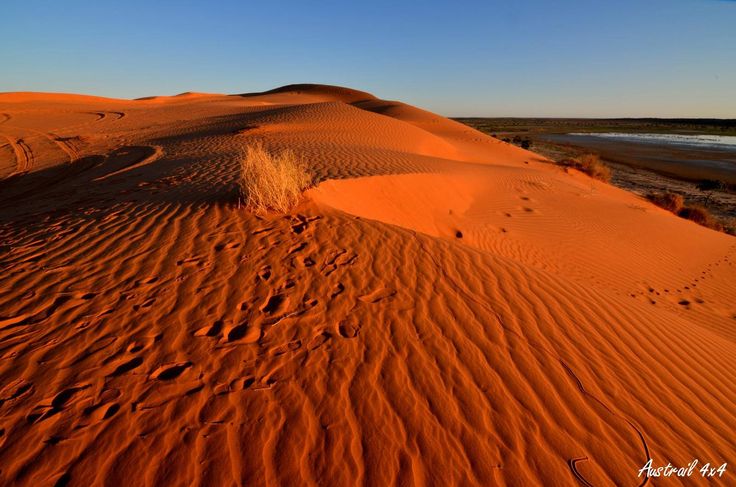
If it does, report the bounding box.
[0,136,35,176]
[0,134,24,176]
[2,123,82,165]
[90,111,126,122]
[15,139,34,173]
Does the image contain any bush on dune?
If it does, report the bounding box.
[575,154,611,182]
[558,153,611,182]
[239,142,312,213]
[646,191,684,213]
[647,192,724,232]
[677,205,723,232]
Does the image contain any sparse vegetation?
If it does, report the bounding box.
[558,154,611,182]
[647,192,726,232]
[505,135,532,150]
[239,142,312,212]
[646,191,684,213]
[677,205,722,232]
[696,179,726,205]
[457,118,736,235]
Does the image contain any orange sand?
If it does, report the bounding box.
[1,84,734,486]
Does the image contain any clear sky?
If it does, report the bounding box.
[1,0,734,117]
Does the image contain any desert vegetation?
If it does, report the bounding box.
[239,142,312,212]
[677,204,722,230]
[646,191,729,233]
[646,191,684,213]
[557,153,611,182]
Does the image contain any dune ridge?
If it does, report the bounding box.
[0,84,734,486]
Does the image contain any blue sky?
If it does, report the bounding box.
[1,0,734,117]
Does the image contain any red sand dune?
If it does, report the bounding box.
[0,84,734,486]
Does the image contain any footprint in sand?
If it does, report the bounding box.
[89,402,120,422]
[51,384,91,410]
[228,377,256,391]
[214,241,240,252]
[133,297,156,311]
[271,340,302,356]
[252,226,274,235]
[125,334,160,353]
[225,322,250,342]
[290,214,321,235]
[358,287,396,304]
[135,276,158,287]
[109,356,144,376]
[288,242,307,254]
[198,320,260,343]
[27,384,92,424]
[177,256,203,267]
[0,378,34,405]
[83,389,122,423]
[337,318,361,338]
[194,320,224,338]
[258,265,272,281]
[149,362,192,381]
[330,282,345,298]
[261,293,288,315]
[307,331,331,350]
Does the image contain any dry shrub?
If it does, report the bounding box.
[558,154,611,182]
[576,154,611,182]
[646,192,727,233]
[239,142,312,212]
[646,192,684,213]
[677,205,722,231]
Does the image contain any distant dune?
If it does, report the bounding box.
[0,84,734,486]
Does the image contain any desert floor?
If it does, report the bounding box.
[1,85,735,486]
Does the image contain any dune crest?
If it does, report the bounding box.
[0,84,734,486]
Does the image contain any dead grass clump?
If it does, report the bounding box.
[558,154,611,182]
[646,192,728,233]
[239,142,312,212]
[646,192,684,213]
[677,205,723,231]
[576,154,611,182]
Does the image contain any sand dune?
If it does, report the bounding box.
[0,84,734,486]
